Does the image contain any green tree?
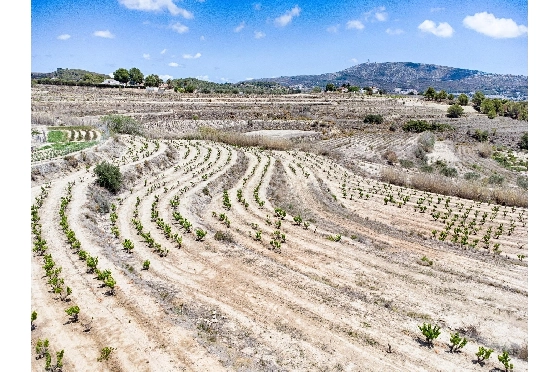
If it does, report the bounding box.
[457,93,469,106]
[128,67,144,86]
[144,74,163,87]
[447,104,464,118]
[94,161,122,193]
[325,83,336,92]
[472,91,485,111]
[481,98,497,118]
[424,87,436,100]
[113,68,129,86]
[435,90,448,102]
[447,93,454,101]
[312,86,322,93]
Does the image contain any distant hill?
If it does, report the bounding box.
[245,62,528,100]
[31,68,110,83]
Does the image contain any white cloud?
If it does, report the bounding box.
[196,75,209,81]
[253,3,261,11]
[350,58,358,64]
[57,34,71,40]
[346,20,365,30]
[234,21,245,33]
[200,35,205,41]
[220,77,231,83]
[386,28,404,35]
[364,7,387,22]
[118,0,193,19]
[374,6,388,21]
[160,74,173,80]
[418,20,454,37]
[274,5,301,27]
[431,7,445,13]
[245,77,254,80]
[93,30,115,38]
[169,62,179,67]
[183,52,201,59]
[161,48,167,54]
[326,24,339,33]
[143,53,150,59]
[170,22,189,34]
[254,31,265,39]
[463,12,527,38]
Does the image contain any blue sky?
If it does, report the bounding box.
[31,0,528,83]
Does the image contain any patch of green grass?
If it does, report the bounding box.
[32,141,97,162]
[47,130,68,143]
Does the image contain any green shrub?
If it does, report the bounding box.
[363,114,384,124]
[418,323,440,346]
[464,172,480,181]
[472,129,489,142]
[449,332,467,352]
[457,93,469,106]
[420,164,434,173]
[399,159,414,169]
[447,104,464,118]
[100,114,142,135]
[488,173,504,185]
[94,161,122,193]
[403,120,453,133]
[518,132,528,150]
[516,175,528,190]
[439,166,458,178]
[498,350,514,371]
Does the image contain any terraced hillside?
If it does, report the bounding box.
[31,86,528,372]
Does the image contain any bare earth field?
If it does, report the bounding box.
[31,86,528,371]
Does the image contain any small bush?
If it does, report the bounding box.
[464,172,480,181]
[516,175,528,190]
[447,104,464,118]
[419,164,434,173]
[363,114,384,124]
[472,129,489,142]
[518,132,528,150]
[477,142,493,158]
[94,161,122,193]
[418,132,435,152]
[439,166,458,178]
[383,150,399,165]
[488,173,504,185]
[399,159,414,169]
[100,114,142,135]
[403,120,453,133]
[214,230,233,242]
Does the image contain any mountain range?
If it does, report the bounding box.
[246,62,528,100]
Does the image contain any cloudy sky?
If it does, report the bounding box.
[31,0,528,83]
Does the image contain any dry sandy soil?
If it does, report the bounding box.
[31,86,528,371]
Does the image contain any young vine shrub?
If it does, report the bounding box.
[418,323,440,346]
[475,346,493,365]
[498,350,514,371]
[449,332,467,352]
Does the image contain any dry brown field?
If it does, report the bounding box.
[31,85,528,371]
